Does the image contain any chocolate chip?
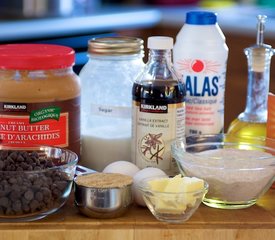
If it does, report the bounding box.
[35,192,43,202]
[30,151,39,158]
[12,200,22,213]
[34,166,42,171]
[0,151,8,159]
[11,184,19,191]
[10,190,21,201]
[5,207,14,215]
[1,180,8,185]
[0,161,4,170]
[33,178,43,187]
[21,162,28,170]
[8,177,17,184]
[27,166,33,171]
[46,161,54,168]
[30,199,39,212]
[52,188,61,198]
[44,197,51,204]
[17,155,24,162]
[8,165,16,171]
[24,190,34,201]
[41,187,51,198]
[16,167,23,172]
[22,204,30,213]
[0,197,9,208]
[9,152,18,161]
[38,202,46,211]
[55,180,68,191]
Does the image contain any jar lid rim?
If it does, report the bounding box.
[88,37,144,55]
[0,44,75,70]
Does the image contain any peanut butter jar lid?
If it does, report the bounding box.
[0,44,75,70]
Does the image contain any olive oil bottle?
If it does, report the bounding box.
[227,15,273,140]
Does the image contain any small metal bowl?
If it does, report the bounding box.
[74,173,133,218]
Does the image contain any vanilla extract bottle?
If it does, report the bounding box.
[132,36,186,176]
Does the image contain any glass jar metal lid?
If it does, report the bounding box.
[88,37,144,55]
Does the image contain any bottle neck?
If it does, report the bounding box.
[239,47,273,123]
[146,49,173,80]
[148,49,172,63]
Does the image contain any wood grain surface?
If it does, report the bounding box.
[0,189,274,240]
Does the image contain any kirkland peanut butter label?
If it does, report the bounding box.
[0,113,68,146]
[0,98,80,156]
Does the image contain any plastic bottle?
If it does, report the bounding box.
[132,36,186,176]
[173,11,228,135]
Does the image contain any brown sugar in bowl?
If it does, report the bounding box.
[74,173,133,218]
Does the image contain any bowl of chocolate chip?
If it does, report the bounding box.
[0,145,78,221]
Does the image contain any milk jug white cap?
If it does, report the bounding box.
[147,36,173,50]
[186,11,217,25]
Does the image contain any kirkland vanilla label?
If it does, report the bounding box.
[132,100,185,176]
[140,101,168,114]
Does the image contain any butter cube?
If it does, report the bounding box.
[148,178,169,192]
[182,177,204,207]
[164,176,185,193]
[182,177,204,192]
[155,198,187,214]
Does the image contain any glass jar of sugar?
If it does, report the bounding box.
[79,37,144,171]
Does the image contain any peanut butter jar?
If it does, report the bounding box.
[0,44,80,156]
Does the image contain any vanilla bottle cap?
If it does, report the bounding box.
[147,36,173,50]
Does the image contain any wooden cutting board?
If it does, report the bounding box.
[0,189,274,240]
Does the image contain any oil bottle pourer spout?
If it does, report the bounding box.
[256,15,267,46]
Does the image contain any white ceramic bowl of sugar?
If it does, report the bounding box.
[172,134,275,209]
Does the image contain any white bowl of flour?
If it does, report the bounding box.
[172,134,275,209]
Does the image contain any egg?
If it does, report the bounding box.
[133,167,167,206]
[102,161,140,177]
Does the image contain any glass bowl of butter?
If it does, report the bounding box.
[172,134,275,210]
[138,175,208,223]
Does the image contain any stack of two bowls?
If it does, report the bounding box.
[0,144,133,222]
[139,134,275,223]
